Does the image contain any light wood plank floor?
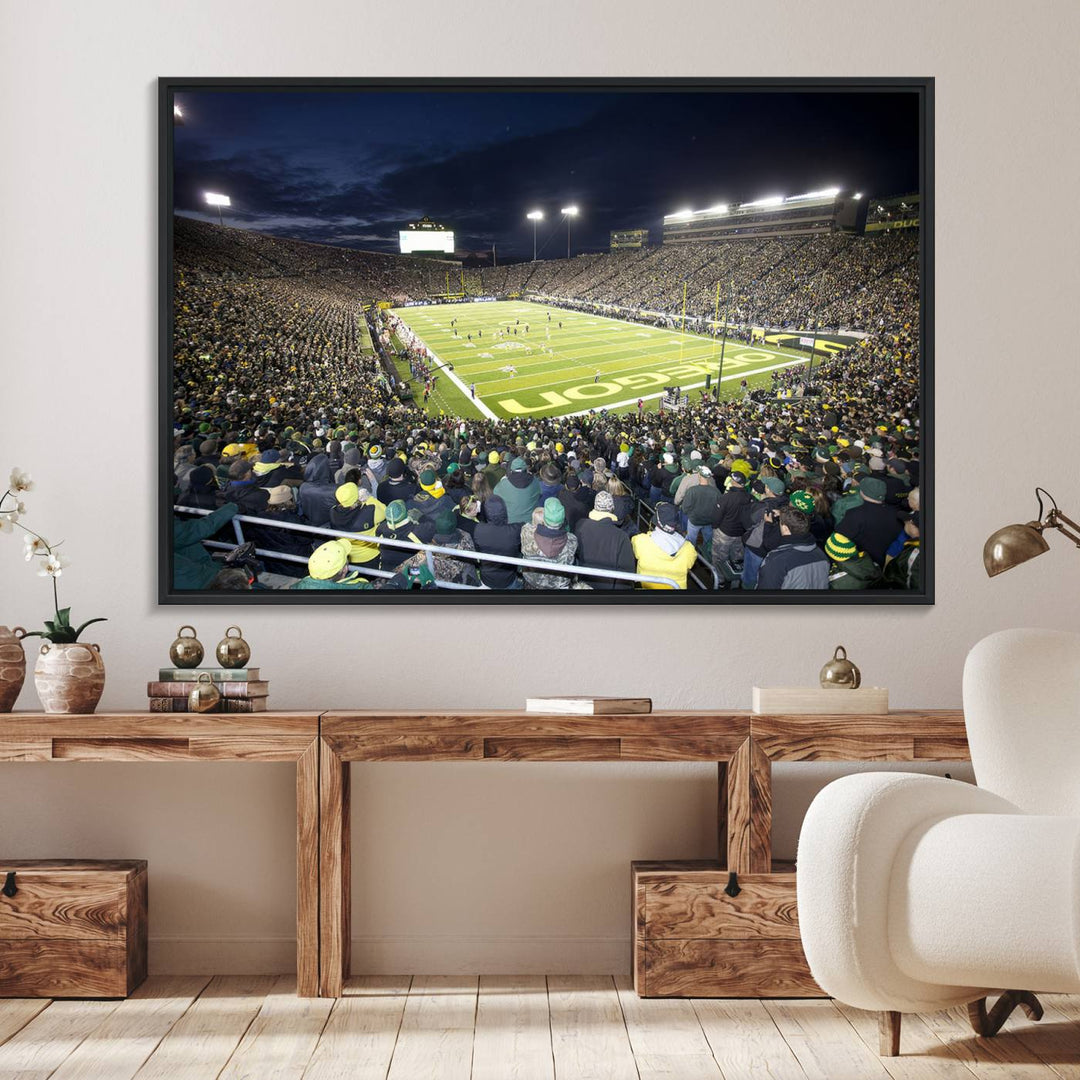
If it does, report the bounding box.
[1,976,1078,1080]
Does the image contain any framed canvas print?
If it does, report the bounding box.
[160,77,932,604]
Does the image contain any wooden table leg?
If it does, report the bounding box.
[296,738,320,997]
[319,738,351,997]
[717,760,728,869]
[726,738,772,874]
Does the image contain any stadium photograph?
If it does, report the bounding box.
[162,78,931,603]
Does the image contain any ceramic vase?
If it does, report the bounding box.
[34,641,106,714]
[0,626,27,712]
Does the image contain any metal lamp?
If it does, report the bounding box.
[984,488,1080,577]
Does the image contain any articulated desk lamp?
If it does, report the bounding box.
[984,488,1080,576]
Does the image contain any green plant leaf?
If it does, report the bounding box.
[55,607,71,627]
[73,618,107,641]
[43,620,57,634]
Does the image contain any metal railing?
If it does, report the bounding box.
[174,506,680,590]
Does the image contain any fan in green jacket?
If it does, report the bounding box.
[825,532,883,590]
[173,502,239,590]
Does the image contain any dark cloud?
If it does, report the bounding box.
[173,89,919,257]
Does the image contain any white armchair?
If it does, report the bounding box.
[797,628,1080,1055]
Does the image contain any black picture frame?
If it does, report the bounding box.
[159,76,933,606]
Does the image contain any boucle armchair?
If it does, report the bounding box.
[797,628,1080,1055]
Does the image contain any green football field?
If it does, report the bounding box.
[389,299,834,422]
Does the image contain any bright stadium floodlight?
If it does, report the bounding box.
[526,210,544,260]
[747,195,784,208]
[786,187,842,202]
[854,192,863,199]
[561,206,579,258]
[707,204,729,215]
[204,191,231,226]
[173,103,184,122]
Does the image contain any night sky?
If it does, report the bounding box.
[172,88,920,260]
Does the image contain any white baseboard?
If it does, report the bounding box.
[148,935,630,975]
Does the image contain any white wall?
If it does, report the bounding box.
[1,0,1077,974]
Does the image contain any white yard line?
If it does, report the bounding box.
[407,334,500,421]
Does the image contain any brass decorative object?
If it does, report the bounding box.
[187,672,221,713]
[820,645,861,689]
[215,626,251,669]
[0,626,27,713]
[168,625,204,668]
[984,488,1080,577]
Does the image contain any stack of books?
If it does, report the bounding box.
[147,668,269,713]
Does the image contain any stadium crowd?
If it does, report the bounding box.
[172,216,922,593]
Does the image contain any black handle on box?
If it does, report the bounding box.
[724,871,741,898]
[2,871,16,898]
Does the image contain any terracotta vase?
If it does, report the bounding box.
[0,626,27,713]
[34,642,106,714]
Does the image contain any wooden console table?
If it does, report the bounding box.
[318,708,969,998]
[0,712,321,997]
[2,708,971,999]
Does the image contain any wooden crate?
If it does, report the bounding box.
[0,859,148,998]
[632,860,822,998]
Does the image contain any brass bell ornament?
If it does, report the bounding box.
[169,625,204,669]
[188,672,221,713]
[216,626,251,669]
[820,645,861,689]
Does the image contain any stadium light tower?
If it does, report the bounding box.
[526,210,544,261]
[561,206,579,259]
[204,191,231,227]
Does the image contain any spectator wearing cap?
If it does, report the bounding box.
[479,449,506,486]
[825,531,883,590]
[253,448,285,481]
[631,502,697,590]
[520,498,581,589]
[407,468,453,524]
[330,482,386,566]
[831,475,864,528]
[884,458,911,508]
[222,458,270,513]
[400,506,477,586]
[558,472,591,532]
[442,462,469,504]
[574,490,635,590]
[838,476,903,566]
[538,462,564,503]
[366,444,388,483]
[494,457,542,525]
[177,465,218,511]
[291,539,373,590]
[376,456,418,505]
[757,505,829,590]
[680,467,720,547]
[472,494,523,590]
[884,511,922,590]
[711,472,751,587]
[375,499,435,573]
[740,476,787,590]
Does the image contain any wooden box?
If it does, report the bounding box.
[632,860,822,998]
[752,686,889,714]
[0,859,148,998]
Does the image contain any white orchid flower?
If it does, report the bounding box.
[23,534,49,560]
[38,553,69,578]
[0,513,14,534]
[8,469,34,493]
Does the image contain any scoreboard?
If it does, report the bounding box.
[400,215,455,255]
[610,228,648,251]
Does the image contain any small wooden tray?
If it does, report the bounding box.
[752,686,888,715]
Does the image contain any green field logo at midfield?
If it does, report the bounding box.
[496,351,775,415]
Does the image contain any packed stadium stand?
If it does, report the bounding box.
[171,212,922,593]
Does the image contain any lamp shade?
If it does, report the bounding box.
[983,522,1050,577]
